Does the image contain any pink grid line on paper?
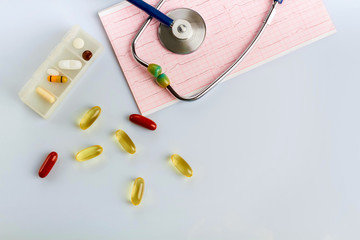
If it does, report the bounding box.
[99,0,335,115]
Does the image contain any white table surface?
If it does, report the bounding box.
[1,0,359,239]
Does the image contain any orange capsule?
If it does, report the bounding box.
[129,114,157,130]
[38,152,58,178]
[47,75,68,83]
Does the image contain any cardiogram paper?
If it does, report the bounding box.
[99,0,336,115]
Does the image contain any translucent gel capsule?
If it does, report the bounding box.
[75,145,103,161]
[115,130,136,154]
[38,152,58,178]
[79,106,101,130]
[131,177,145,206]
[171,154,193,177]
[47,75,68,83]
[129,114,157,130]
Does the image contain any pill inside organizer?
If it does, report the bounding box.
[47,75,68,83]
[19,25,103,119]
[47,68,59,76]
[73,38,84,49]
[58,60,82,70]
[82,50,93,61]
[36,87,56,104]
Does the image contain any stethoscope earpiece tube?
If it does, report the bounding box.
[127,0,174,27]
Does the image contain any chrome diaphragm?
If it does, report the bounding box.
[158,8,206,54]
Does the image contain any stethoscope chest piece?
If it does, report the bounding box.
[158,8,206,54]
[130,0,283,101]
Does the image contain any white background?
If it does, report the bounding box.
[1,0,360,239]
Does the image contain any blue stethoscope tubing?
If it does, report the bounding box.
[127,0,174,27]
[128,0,284,101]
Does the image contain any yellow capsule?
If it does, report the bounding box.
[35,87,56,104]
[47,75,68,83]
[79,106,101,130]
[75,145,103,161]
[171,154,193,177]
[115,129,136,154]
[131,177,145,206]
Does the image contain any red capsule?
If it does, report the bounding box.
[129,114,157,130]
[38,152,58,178]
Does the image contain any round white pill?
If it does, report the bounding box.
[47,68,59,76]
[73,38,84,49]
[58,60,82,70]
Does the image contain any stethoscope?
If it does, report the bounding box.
[128,0,284,101]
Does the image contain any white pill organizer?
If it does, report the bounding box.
[19,25,103,119]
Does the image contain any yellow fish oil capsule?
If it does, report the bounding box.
[131,177,145,206]
[75,145,103,161]
[47,75,68,83]
[35,87,56,103]
[115,129,136,154]
[171,154,193,177]
[79,106,101,130]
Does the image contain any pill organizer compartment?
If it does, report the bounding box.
[62,26,103,62]
[20,85,57,116]
[50,45,85,79]
[66,30,102,58]
[19,60,57,116]
[41,65,72,97]
[19,25,103,119]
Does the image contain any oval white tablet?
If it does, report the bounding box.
[47,68,59,76]
[73,38,84,49]
[58,60,82,70]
